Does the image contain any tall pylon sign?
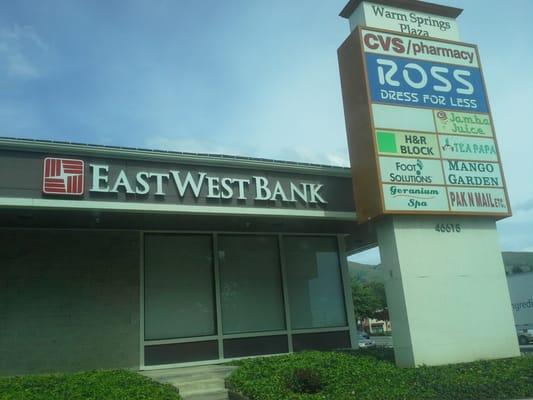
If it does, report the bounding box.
[338,0,520,367]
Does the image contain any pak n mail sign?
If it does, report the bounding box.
[338,27,511,222]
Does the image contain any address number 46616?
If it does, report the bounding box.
[435,223,462,233]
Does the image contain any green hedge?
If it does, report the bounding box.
[0,370,182,400]
[226,349,533,400]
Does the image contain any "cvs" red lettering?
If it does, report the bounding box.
[363,33,405,54]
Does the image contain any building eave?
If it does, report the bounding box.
[340,0,463,19]
[0,137,352,177]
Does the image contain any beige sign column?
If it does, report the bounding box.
[338,0,520,366]
[376,216,519,366]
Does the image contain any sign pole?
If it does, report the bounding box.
[338,0,520,366]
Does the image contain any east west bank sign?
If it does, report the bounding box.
[88,163,327,204]
[0,142,359,218]
[24,154,352,217]
[40,157,329,204]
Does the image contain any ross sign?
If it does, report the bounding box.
[365,53,487,112]
[349,2,460,40]
[338,26,511,221]
[42,157,84,195]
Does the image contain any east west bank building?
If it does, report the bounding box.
[0,137,368,374]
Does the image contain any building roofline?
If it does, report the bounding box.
[0,137,351,177]
[340,0,463,19]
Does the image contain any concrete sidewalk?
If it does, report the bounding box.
[370,336,533,354]
[141,365,237,400]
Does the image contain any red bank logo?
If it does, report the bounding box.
[42,157,85,195]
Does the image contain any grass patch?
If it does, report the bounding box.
[226,349,533,400]
[0,369,182,400]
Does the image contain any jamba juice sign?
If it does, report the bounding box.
[434,110,493,137]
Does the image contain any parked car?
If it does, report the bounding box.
[517,327,533,345]
[357,331,376,348]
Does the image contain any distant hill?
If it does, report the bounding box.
[348,251,533,281]
[503,251,533,274]
[348,261,384,283]
[502,251,533,266]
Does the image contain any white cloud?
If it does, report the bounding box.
[5,52,39,78]
[275,146,347,165]
[0,25,46,49]
[145,136,351,170]
[497,208,533,251]
[326,153,350,167]
[0,24,47,79]
[514,197,533,212]
[145,136,244,157]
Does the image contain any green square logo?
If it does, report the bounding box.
[377,131,397,153]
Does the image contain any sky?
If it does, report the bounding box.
[1,0,532,263]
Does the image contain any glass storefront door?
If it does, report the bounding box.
[144,234,216,340]
[218,235,286,334]
[143,234,219,365]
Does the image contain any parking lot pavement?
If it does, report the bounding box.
[521,345,533,353]
[370,337,533,353]
[370,336,393,347]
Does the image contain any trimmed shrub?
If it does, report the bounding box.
[0,369,182,400]
[286,368,324,394]
[226,349,533,400]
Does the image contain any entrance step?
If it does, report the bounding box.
[181,388,229,400]
[176,378,225,393]
[140,365,237,400]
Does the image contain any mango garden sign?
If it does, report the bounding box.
[338,27,511,222]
